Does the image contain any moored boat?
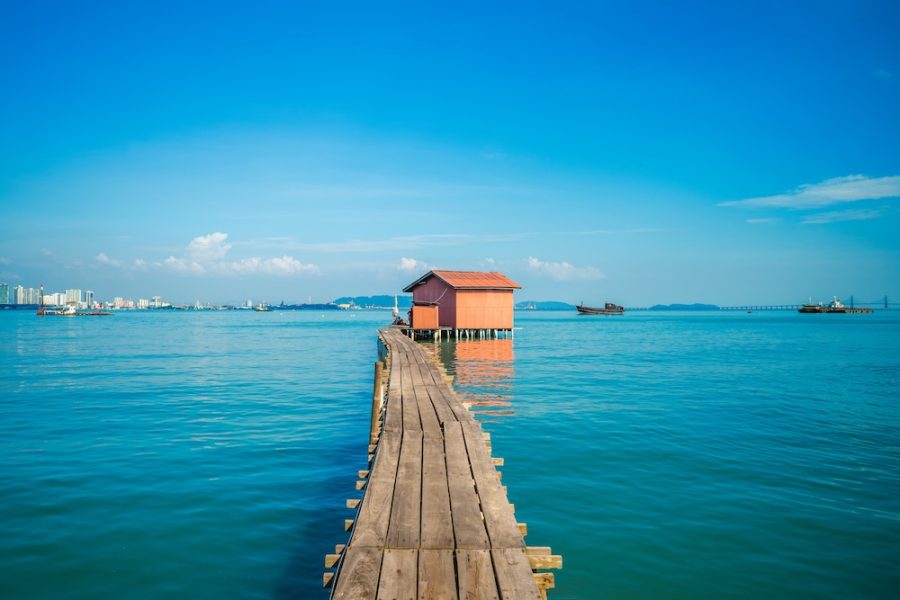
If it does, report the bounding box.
[577,302,624,315]
[798,297,873,314]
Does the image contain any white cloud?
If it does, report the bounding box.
[96,252,123,267]
[222,256,319,276]
[527,257,603,281]
[802,208,883,225]
[187,232,232,261]
[0,257,11,265]
[720,175,900,209]
[164,256,206,273]
[745,218,780,225]
[163,233,318,276]
[133,258,147,269]
[398,257,427,273]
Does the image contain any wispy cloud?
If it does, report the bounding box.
[527,257,603,281]
[397,257,427,273]
[745,218,780,225]
[96,252,123,267]
[720,175,900,209]
[164,255,205,273]
[0,257,11,265]
[163,232,318,276]
[220,256,319,276]
[802,208,883,225]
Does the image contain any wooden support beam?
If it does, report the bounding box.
[325,553,340,568]
[492,457,504,466]
[323,572,334,588]
[358,469,369,479]
[356,480,366,490]
[344,519,354,531]
[527,554,563,570]
[534,573,555,600]
[346,499,360,509]
[518,523,528,537]
[368,444,377,453]
[335,544,345,554]
[525,546,552,555]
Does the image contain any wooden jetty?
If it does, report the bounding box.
[325,327,560,599]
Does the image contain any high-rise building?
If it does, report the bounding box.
[0,282,8,304]
[85,290,94,308]
[65,289,82,304]
[14,285,25,304]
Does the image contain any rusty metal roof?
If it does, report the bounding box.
[403,270,522,292]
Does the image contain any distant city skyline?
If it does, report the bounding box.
[2,3,898,305]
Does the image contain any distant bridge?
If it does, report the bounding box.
[719,305,801,311]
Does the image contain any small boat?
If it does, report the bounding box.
[577,302,624,315]
[254,304,270,312]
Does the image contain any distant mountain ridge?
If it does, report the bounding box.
[515,301,575,310]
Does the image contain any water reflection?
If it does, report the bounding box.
[422,339,516,422]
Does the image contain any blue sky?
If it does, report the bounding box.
[1,1,898,305]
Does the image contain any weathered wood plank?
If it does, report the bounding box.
[377,548,417,600]
[456,549,500,600]
[444,422,490,548]
[409,359,442,437]
[399,350,422,432]
[351,431,401,548]
[420,436,454,548]
[384,354,403,433]
[332,547,382,599]
[462,423,524,549]
[418,549,458,600]
[491,548,542,600]
[386,431,423,548]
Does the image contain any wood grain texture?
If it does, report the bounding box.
[456,549,500,600]
[377,548,418,600]
[332,547,382,599]
[418,550,458,600]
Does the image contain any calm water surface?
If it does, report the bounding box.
[1,309,898,599]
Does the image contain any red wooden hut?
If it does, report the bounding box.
[402,270,522,333]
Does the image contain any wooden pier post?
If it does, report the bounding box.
[369,360,384,444]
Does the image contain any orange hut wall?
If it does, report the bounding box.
[410,278,515,330]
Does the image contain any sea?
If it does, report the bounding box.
[1,309,898,599]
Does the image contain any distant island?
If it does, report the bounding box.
[515,301,575,310]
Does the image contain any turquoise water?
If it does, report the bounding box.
[2,310,899,598]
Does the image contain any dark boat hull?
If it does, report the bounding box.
[577,303,624,315]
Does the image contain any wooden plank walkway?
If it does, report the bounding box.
[326,327,560,599]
